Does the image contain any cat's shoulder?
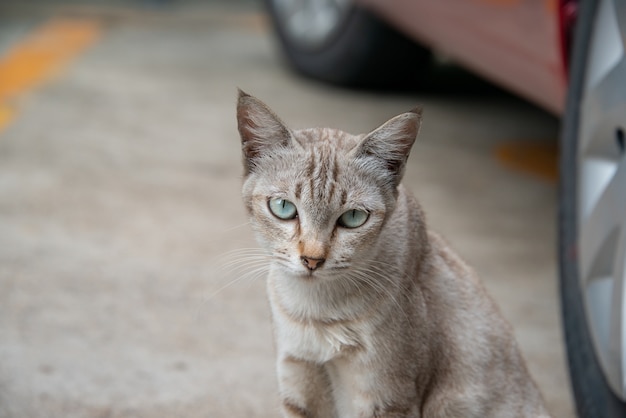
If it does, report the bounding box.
[423,230,481,286]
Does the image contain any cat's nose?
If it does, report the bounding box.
[301,256,325,271]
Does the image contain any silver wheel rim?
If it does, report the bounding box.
[272,0,353,49]
[578,0,626,400]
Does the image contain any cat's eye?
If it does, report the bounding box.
[268,198,298,220]
[338,209,369,228]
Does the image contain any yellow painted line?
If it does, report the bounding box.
[0,104,15,128]
[0,18,102,133]
[495,141,559,183]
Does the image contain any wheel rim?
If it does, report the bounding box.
[577,0,626,400]
[271,0,353,49]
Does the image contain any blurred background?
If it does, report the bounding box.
[0,0,574,416]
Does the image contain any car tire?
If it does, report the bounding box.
[263,0,431,89]
[559,0,626,416]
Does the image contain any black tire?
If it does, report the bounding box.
[263,1,431,89]
[559,0,626,416]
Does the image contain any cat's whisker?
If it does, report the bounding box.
[211,248,269,270]
[213,247,268,259]
[203,265,266,300]
[346,266,411,324]
[347,270,393,303]
[218,256,269,272]
[364,260,414,293]
[195,262,270,318]
[218,221,252,233]
[200,248,271,305]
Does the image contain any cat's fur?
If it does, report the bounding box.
[236,90,551,418]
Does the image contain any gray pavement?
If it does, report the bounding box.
[0,1,575,417]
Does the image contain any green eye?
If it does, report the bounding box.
[268,198,298,220]
[338,209,369,228]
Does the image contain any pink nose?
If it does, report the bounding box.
[301,256,325,271]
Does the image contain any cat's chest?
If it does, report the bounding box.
[272,312,365,363]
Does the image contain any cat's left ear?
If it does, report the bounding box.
[236,89,295,176]
[354,108,422,185]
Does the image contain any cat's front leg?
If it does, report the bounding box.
[327,359,420,418]
[344,390,420,418]
[277,354,336,418]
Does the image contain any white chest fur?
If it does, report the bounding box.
[267,271,368,363]
[272,309,364,363]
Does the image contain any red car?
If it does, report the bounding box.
[263,1,626,417]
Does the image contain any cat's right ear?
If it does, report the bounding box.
[236,89,294,176]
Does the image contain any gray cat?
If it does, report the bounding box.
[236,90,551,418]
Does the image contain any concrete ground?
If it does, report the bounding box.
[0,1,575,417]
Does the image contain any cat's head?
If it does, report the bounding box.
[236,90,421,279]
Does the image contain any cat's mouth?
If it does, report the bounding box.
[299,270,318,280]
[274,256,349,280]
[295,264,351,281]
[291,265,322,279]
[276,262,326,280]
